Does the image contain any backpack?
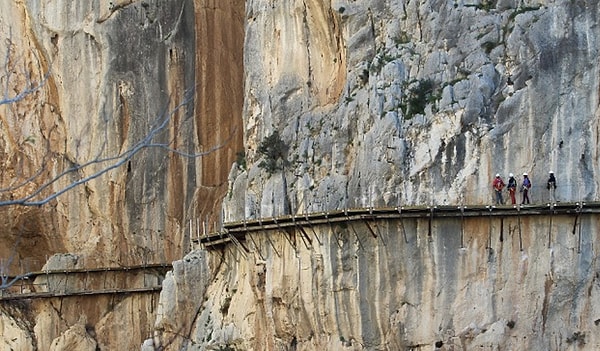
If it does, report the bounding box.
[493,178,504,190]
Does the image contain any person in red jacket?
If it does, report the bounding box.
[492,174,505,205]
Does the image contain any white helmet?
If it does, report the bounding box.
[523,173,528,176]
[495,173,500,177]
[509,173,514,177]
[549,171,554,174]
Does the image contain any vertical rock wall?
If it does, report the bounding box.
[157,214,600,350]
[189,0,600,350]
[0,0,244,349]
[224,0,600,219]
[0,0,242,273]
[0,0,197,270]
[194,0,245,230]
[2,0,600,350]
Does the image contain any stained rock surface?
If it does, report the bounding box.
[2,0,600,350]
[0,0,242,349]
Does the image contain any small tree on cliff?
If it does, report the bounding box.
[257,130,289,174]
[257,130,293,215]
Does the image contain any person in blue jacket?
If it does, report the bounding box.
[521,173,531,204]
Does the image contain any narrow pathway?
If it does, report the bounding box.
[194,201,592,248]
[0,263,172,301]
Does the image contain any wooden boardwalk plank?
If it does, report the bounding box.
[195,202,595,248]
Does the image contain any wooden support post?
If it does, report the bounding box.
[547,204,554,248]
[364,217,386,247]
[259,218,281,258]
[365,220,378,238]
[245,219,266,261]
[305,215,322,246]
[577,203,583,254]
[460,206,465,248]
[326,214,343,249]
[348,223,365,251]
[578,215,583,254]
[292,214,312,250]
[227,231,249,260]
[275,218,298,255]
[247,233,266,261]
[398,206,409,244]
[487,206,493,250]
[572,203,582,237]
[517,206,523,251]
[428,206,435,241]
[217,248,232,269]
[499,217,504,243]
[236,236,252,254]
[263,229,281,258]
[297,226,312,250]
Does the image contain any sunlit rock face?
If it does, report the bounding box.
[156,214,600,350]
[190,0,600,350]
[2,0,600,350]
[224,0,600,220]
[0,0,243,350]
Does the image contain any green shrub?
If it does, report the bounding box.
[235,150,246,171]
[402,79,439,119]
[481,41,499,54]
[257,131,289,173]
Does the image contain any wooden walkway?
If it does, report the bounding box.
[195,201,596,248]
[4,202,594,299]
[0,263,172,301]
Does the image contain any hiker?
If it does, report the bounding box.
[521,173,532,204]
[547,171,557,202]
[492,174,505,205]
[507,173,517,204]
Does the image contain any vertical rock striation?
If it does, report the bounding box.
[158,214,600,350]
[2,0,600,350]
[0,0,243,349]
[206,0,600,350]
[224,0,600,219]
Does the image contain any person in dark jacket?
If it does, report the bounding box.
[547,171,557,202]
[521,173,532,204]
[507,173,517,205]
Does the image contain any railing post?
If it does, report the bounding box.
[460,205,465,248]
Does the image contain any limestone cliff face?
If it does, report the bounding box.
[155,0,600,350]
[2,0,600,350]
[155,215,600,350]
[225,0,600,220]
[0,0,243,350]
